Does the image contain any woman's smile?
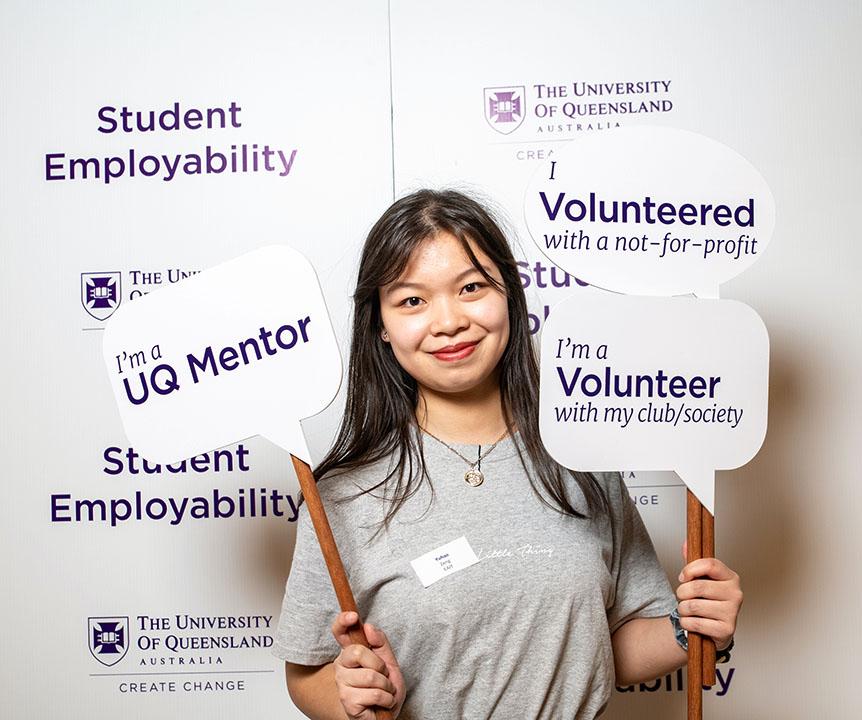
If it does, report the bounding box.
[430,339,480,362]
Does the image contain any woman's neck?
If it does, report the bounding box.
[415,374,511,444]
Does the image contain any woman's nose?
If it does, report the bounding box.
[429,297,468,335]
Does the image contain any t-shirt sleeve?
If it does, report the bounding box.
[605,472,678,634]
[272,501,342,665]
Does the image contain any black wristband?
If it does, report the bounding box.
[669,610,734,663]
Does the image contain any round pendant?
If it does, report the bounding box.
[464,468,484,487]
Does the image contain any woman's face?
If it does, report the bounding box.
[378,231,510,400]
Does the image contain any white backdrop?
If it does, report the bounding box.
[2,1,860,718]
[0,1,393,718]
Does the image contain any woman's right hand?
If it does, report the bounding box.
[331,611,406,720]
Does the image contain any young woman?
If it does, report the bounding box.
[273,189,742,720]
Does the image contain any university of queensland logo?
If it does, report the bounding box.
[88,616,129,666]
[484,86,525,134]
[81,271,121,321]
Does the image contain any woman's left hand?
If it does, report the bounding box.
[676,543,743,651]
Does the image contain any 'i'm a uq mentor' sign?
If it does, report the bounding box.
[102,245,342,465]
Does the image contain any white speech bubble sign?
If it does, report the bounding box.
[524,126,776,298]
[539,292,769,513]
[102,245,341,465]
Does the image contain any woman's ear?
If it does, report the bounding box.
[381,328,389,342]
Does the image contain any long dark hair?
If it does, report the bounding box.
[310,188,607,536]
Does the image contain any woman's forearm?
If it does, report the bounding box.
[285,661,349,720]
[611,615,689,686]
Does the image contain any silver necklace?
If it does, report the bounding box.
[422,428,510,487]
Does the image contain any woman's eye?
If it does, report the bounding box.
[401,296,423,307]
[462,282,484,294]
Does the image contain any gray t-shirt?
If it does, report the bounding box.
[273,430,676,719]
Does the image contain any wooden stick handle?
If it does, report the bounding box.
[701,504,716,687]
[290,455,393,720]
[686,490,703,720]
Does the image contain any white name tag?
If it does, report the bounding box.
[409,536,479,587]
